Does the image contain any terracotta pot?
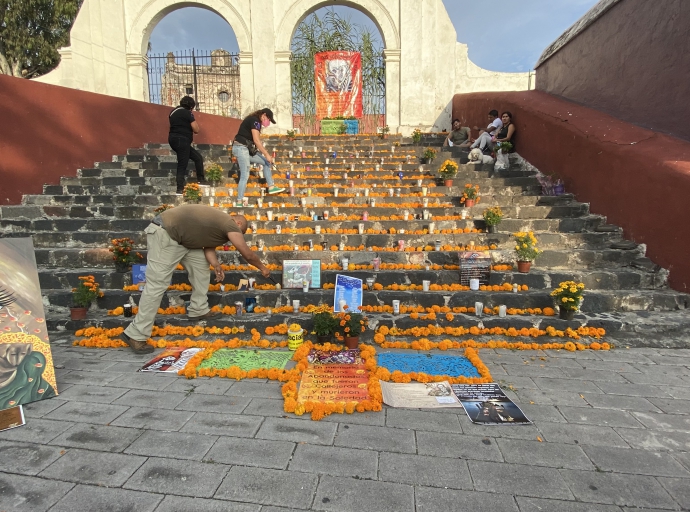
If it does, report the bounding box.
[517,261,531,273]
[70,307,88,320]
[559,308,575,320]
[344,336,360,349]
[487,224,497,233]
[444,179,454,187]
[464,199,475,208]
[115,261,131,273]
[316,334,332,344]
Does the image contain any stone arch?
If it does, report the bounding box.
[126,0,251,56]
[275,0,400,52]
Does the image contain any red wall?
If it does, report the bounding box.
[0,75,241,205]
[453,90,690,292]
[535,0,690,142]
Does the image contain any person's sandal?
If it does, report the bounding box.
[121,332,154,354]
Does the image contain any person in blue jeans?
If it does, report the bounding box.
[232,108,284,205]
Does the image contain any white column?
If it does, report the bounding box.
[126,53,148,102]
[238,51,254,117]
[274,50,292,132]
[383,49,401,132]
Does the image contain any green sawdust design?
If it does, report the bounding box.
[198,349,292,371]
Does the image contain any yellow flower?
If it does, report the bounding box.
[561,297,568,303]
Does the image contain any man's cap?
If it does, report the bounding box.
[261,108,276,124]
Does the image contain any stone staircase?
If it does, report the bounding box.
[1,135,688,346]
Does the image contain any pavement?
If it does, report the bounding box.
[1,341,689,512]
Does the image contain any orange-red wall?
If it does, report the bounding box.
[0,75,241,205]
[454,90,690,292]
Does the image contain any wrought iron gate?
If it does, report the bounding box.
[147,49,241,117]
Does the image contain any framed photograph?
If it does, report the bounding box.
[282,260,322,289]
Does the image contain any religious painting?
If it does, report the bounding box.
[0,238,58,411]
[314,51,363,119]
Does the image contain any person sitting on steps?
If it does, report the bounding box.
[122,204,271,354]
[232,108,285,206]
[492,111,516,152]
[470,109,503,154]
[443,118,471,148]
[168,96,207,195]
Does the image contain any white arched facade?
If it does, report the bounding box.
[36,0,531,133]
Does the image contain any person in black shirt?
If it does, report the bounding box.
[169,96,207,194]
[231,108,284,205]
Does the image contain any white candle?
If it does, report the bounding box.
[475,302,483,316]
[499,305,507,317]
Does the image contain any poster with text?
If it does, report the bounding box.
[282,260,321,289]
[298,363,370,403]
[314,51,363,119]
[0,238,58,411]
[452,383,530,425]
[459,251,492,286]
[333,274,363,313]
[0,405,25,432]
[139,347,203,373]
[380,380,463,409]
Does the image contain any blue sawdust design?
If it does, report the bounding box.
[377,352,481,377]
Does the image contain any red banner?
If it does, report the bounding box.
[314,51,363,119]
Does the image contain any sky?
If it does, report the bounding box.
[148,0,599,72]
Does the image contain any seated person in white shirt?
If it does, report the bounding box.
[443,118,472,148]
[470,110,503,153]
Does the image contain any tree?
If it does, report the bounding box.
[0,0,81,78]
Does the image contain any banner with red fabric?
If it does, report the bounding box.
[314,51,363,119]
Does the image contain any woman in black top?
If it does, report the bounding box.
[493,111,516,152]
[169,96,207,194]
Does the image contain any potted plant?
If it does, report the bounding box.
[71,275,103,320]
[312,307,338,343]
[379,124,390,140]
[460,184,480,207]
[513,231,540,273]
[438,159,458,187]
[109,238,143,273]
[483,206,503,233]
[205,163,224,186]
[334,307,368,349]
[550,281,585,320]
[286,129,297,141]
[422,147,437,165]
[183,182,202,202]
[412,128,422,145]
[154,204,174,214]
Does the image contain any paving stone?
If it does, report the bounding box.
[57,370,122,386]
[469,460,573,499]
[0,472,74,512]
[257,417,337,445]
[224,380,284,398]
[623,371,688,387]
[455,416,544,440]
[557,406,644,428]
[595,382,672,399]
[289,444,378,479]
[415,487,519,512]
[417,431,503,461]
[56,384,128,404]
[496,375,540,390]
[39,448,146,486]
[48,484,162,512]
[379,452,472,489]
[560,367,630,382]
[658,477,690,509]
[648,397,690,415]
[110,406,195,430]
[180,411,264,437]
[537,422,629,447]
[155,495,261,512]
[49,423,144,452]
[514,388,590,406]
[615,427,690,451]
[214,466,318,509]
[502,363,567,378]
[577,360,641,373]
[124,430,217,460]
[321,409,387,426]
[0,417,73,443]
[243,397,293,417]
[334,423,415,453]
[496,438,594,470]
[204,436,295,469]
[175,393,252,414]
[560,469,678,509]
[665,386,690,400]
[631,411,690,431]
[44,401,128,424]
[124,457,229,497]
[107,372,179,391]
[516,496,622,511]
[582,445,690,477]
[531,377,603,394]
[21,398,67,418]
[164,378,235,395]
[584,393,662,413]
[312,475,414,512]
[385,409,463,433]
[0,440,66,475]
[517,404,566,422]
[673,451,690,471]
[60,358,118,372]
[113,388,188,409]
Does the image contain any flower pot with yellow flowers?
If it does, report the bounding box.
[71,276,104,320]
[513,232,540,273]
[421,147,437,165]
[460,184,480,208]
[109,238,143,273]
[183,182,202,203]
[550,281,585,320]
[204,163,224,188]
[335,307,368,349]
[312,306,338,343]
[438,159,458,187]
[483,206,503,233]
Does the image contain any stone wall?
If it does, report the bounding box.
[0,75,241,205]
[452,90,690,292]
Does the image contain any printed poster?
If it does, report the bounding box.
[282,260,321,289]
[333,274,363,313]
[132,264,147,290]
[452,383,531,425]
[297,363,370,403]
[0,238,58,412]
[0,405,25,432]
[314,51,363,119]
[139,347,203,373]
[459,251,492,286]
[380,380,463,409]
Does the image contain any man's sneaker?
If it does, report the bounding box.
[121,332,154,354]
[234,201,243,207]
[176,188,184,195]
[267,186,285,195]
[188,310,220,321]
